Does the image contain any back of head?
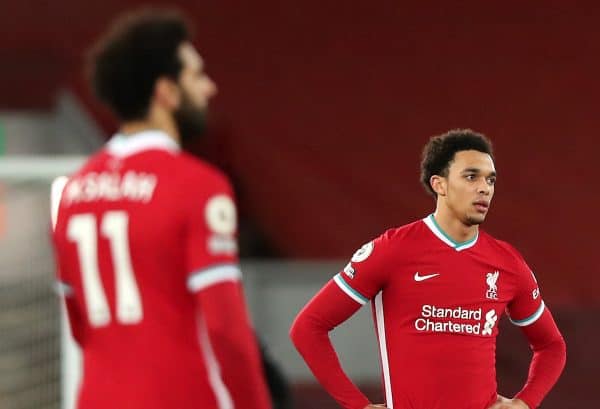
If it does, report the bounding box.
[88,8,190,121]
[420,129,493,197]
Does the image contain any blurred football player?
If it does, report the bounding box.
[51,9,271,409]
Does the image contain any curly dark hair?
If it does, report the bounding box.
[420,129,493,197]
[88,8,191,121]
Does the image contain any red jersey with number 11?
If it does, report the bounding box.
[52,131,268,409]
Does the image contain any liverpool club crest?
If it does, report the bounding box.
[485,271,500,300]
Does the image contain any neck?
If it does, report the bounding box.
[432,204,478,244]
[119,107,180,145]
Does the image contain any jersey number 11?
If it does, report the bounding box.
[67,211,143,327]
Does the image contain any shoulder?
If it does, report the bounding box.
[71,150,109,177]
[175,153,233,191]
[359,219,424,256]
[345,222,420,279]
[163,153,234,202]
[174,155,237,230]
[483,232,522,258]
[481,231,529,270]
[378,219,428,245]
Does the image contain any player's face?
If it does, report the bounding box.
[443,150,496,226]
[174,42,217,141]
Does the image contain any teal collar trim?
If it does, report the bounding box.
[423,214,478,251]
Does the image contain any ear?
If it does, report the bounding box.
[153,77,180,111]
[430,175,447,196]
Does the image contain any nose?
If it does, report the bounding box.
[206,76,218,98]
[478,181,491,195]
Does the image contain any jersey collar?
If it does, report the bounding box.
[423,214,478,251]
[106,130,180,157]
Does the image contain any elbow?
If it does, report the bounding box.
[289,316,303,348]
[557,334,566,351]
[557,335,567,365]
[206,317,257,358]
[289,314,317,353]
[209,325,258,361]
[535,334,567,369]
[207,317,238,343]
[290,313,329,355]
[544,334,566,356]
[551,335,567,374]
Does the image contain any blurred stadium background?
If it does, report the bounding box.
[1,1,599,408]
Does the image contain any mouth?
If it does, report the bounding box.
[473,200,489,213]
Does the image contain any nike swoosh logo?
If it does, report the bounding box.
[414,272,440,282]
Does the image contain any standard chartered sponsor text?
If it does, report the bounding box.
[415,304,495,336]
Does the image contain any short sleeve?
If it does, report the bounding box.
[332,232,392,305]
[185,174,241,293]
[506,255,545,327]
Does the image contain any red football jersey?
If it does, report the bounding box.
[52,131,268,409]
[333,215,544,409]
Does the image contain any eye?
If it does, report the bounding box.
[465,174,476,181]
[487,177,496,185]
